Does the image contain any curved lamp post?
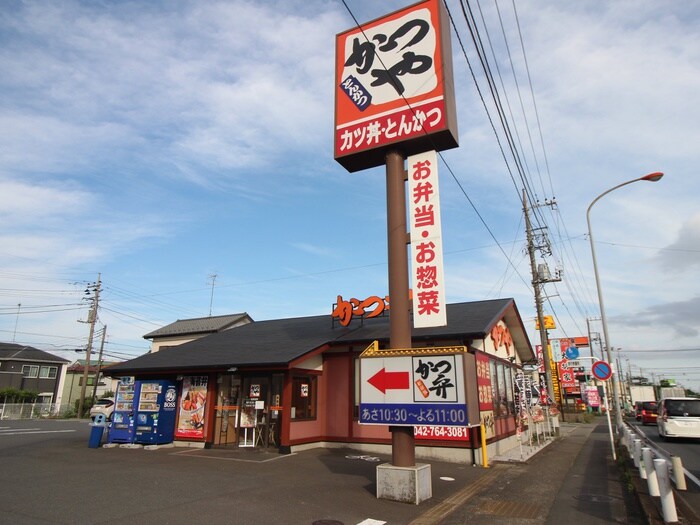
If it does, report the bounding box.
[586,172,664,429]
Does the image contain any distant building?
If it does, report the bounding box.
[143,313,253,353]
[0,343,69,405]
[62,359,121,407]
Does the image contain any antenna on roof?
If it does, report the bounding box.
[208,273,217,317]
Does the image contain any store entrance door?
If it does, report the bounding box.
[213,373,241,446]
[241,374,283,448]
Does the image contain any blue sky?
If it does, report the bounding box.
[1,1,699,391]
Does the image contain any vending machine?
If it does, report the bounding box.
[108,378,138,444]
[133,380,178,445]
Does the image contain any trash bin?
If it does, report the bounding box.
[88,413,107,448]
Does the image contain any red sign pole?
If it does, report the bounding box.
[386,149,415,468]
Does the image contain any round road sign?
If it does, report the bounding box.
[565,345,579,360]
[591,360,613,381]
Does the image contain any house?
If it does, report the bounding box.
[143,313,253,353]
[106,299,537,463]
[61,359,121,408]
[0,343,70,406]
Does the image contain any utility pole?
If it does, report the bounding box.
[208,273,217,317]
[12,303,21,342]
[90,326,107,401]
[523,190,560,413]
[77,274,101,418]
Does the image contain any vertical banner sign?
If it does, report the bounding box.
[535,344,546,373]
[334,0,458,173]
[558,361,577,389]
[176,375,208,439]
[551,338,563,363]
[408,150,446,327]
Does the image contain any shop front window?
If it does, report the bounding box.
[489,361,499,415]
[291,376,317,420]
[504,366,515,415]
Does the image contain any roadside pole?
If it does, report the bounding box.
[385,149,415,467]
[591,359,616,461]
[601,382,616,461]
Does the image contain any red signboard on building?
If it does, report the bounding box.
[334,0,458,172]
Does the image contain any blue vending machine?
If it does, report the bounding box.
[108,378,138,444]
[133,380,178,445]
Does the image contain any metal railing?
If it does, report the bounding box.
[621,422,698,523]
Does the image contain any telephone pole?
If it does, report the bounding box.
[90,326,107,401]
[208,273,217,317]
[77,274,101,418]
[523,191,561,412]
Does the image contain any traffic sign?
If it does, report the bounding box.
[591,360,613,381]
[565,345,579,360]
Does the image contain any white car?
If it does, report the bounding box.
[657,397,700,440]
[89,397,115,421]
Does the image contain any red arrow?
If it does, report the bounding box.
[368,368,410,394]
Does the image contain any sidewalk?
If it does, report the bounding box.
[412,420,646,525]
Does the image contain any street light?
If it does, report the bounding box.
[586,171,664,430]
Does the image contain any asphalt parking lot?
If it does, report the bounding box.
[0,419,480,525]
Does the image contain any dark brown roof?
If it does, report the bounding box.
[107,300,533,376]
[143,313,252,339]
[0,343,70,364]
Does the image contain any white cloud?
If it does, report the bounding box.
[654,213,700,271]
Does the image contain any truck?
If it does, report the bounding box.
[659,386,686,399]
[629,385,656,405]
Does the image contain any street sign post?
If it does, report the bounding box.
[588,359,616,461]
[591,360,613,381]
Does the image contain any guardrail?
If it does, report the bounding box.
[620,422,698,523]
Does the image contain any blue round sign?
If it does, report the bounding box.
[591,360,612,381]
[565,345,579,360]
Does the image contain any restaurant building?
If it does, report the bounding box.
[106,298,535,463]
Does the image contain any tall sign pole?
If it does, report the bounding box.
[385,149,414,467]
[335,0,458,503]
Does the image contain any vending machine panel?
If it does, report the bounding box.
[133,380,178,445]
[108,379,139,444]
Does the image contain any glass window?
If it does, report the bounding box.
[22,365,39,378]
[78,376,96,387]
[39,366,57,379]
[489,360,498,415]
[496,363,508,416]
[666,399,700,417]
[291,376,317,420]
[504,366,514,415]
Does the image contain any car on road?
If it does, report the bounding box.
[89,397,115,421]
[638,401,657,425]
[657,397,700,439]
